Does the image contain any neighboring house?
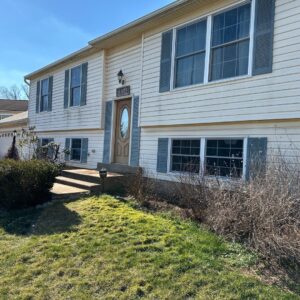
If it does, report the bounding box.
[0,111,28,159]
[0,99,28,120]
[24,0,300,182]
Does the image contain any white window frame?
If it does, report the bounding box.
[70,138,82,162]
[168,0,255,91]
[40,77,50,113]
[69,65,82,108]
[168,137,248,181]
[170,138,202,173]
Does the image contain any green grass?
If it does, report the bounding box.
[0,196,298,299]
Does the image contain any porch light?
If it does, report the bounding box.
[117,70,125,85]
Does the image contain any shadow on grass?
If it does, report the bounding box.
[0,201,81,236]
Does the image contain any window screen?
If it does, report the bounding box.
[175,20,207,88]
[210,4,251,81]
[71,138,82,161]
[40,78,49,112]
[70,66,81,107]
[171,139,201,173]
[205,139,244,178]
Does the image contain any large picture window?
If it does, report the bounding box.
[175,20,207,88]
[40,78,49,112]
[171,139,201,173]
[70,66,81,107]
[205,139,244,178]
[210,4,251,81]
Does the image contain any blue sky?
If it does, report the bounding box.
[0,0,173,88]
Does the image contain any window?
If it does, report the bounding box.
[41,138,51,146]
[205,139,244,178]
[171,139,200,173]
[175,20,207,88]
[40,78,49,112]
[71,138,82,161]
[210,4,251,81]
[70,66,81,107]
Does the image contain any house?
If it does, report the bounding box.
[0,111,28,158]
[0,99,28,120]
[24,0,300,182]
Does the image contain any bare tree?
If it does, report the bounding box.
[0,84,29,100]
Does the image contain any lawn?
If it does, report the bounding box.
[0,196,298,299]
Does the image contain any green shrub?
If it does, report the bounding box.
[0,160,61,210]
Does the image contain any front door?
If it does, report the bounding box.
[114,99,131,164]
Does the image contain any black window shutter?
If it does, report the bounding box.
[80,62,88,106]
[36,81,40,113]
[64,70,70,109]
[245,137,268,180]
[159,30,173,93]
[157,138,169,173]
[81,138,88,163]
[130,96,141,167]
[103,101,113,164]
[252,0,275,75]
[48,76,53,111]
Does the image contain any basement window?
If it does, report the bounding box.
[71,138,82,161]
[205,139,244,178]
[171,139,201,173]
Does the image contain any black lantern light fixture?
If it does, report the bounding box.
[13,130,17,137]
[117,70,125,85]
[99,168,108,194]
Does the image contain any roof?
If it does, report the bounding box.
[0,99,28,112]
[0,111,28,128]
[25,0,209,80]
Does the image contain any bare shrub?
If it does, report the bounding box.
[126,168,157,205]
[175,156,300,272]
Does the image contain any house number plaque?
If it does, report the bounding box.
[116,85,130,97]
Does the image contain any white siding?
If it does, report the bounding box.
[140,0,300,127]
[0,127,26,159]
[140,121,300,181]
[29,52,104,131]
[36,130,104,169]
[104,38,142,100]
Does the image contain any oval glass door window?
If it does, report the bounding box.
[120,107,129,139]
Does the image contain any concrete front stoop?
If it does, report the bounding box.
[52,168,130,199]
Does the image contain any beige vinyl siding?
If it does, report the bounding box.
[104,38,142,100]
[28,52,104,131]
[140,121,300,181]
[140,0,300,127]
[36,130,104,169]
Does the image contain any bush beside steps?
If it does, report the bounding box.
[0,160,61,210]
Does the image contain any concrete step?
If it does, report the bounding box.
[55,176,101,192]
[51,183,90,200]
[62,169,101,184]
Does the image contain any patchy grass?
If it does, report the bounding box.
[0,196,298,299]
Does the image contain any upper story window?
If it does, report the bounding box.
[159,0,275,92]
[175,20,207,88]
[64,62,88,109]
[40,78,49,112]
[70,66,81,107]
[36,76,53,114]
[210,4,251,81]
